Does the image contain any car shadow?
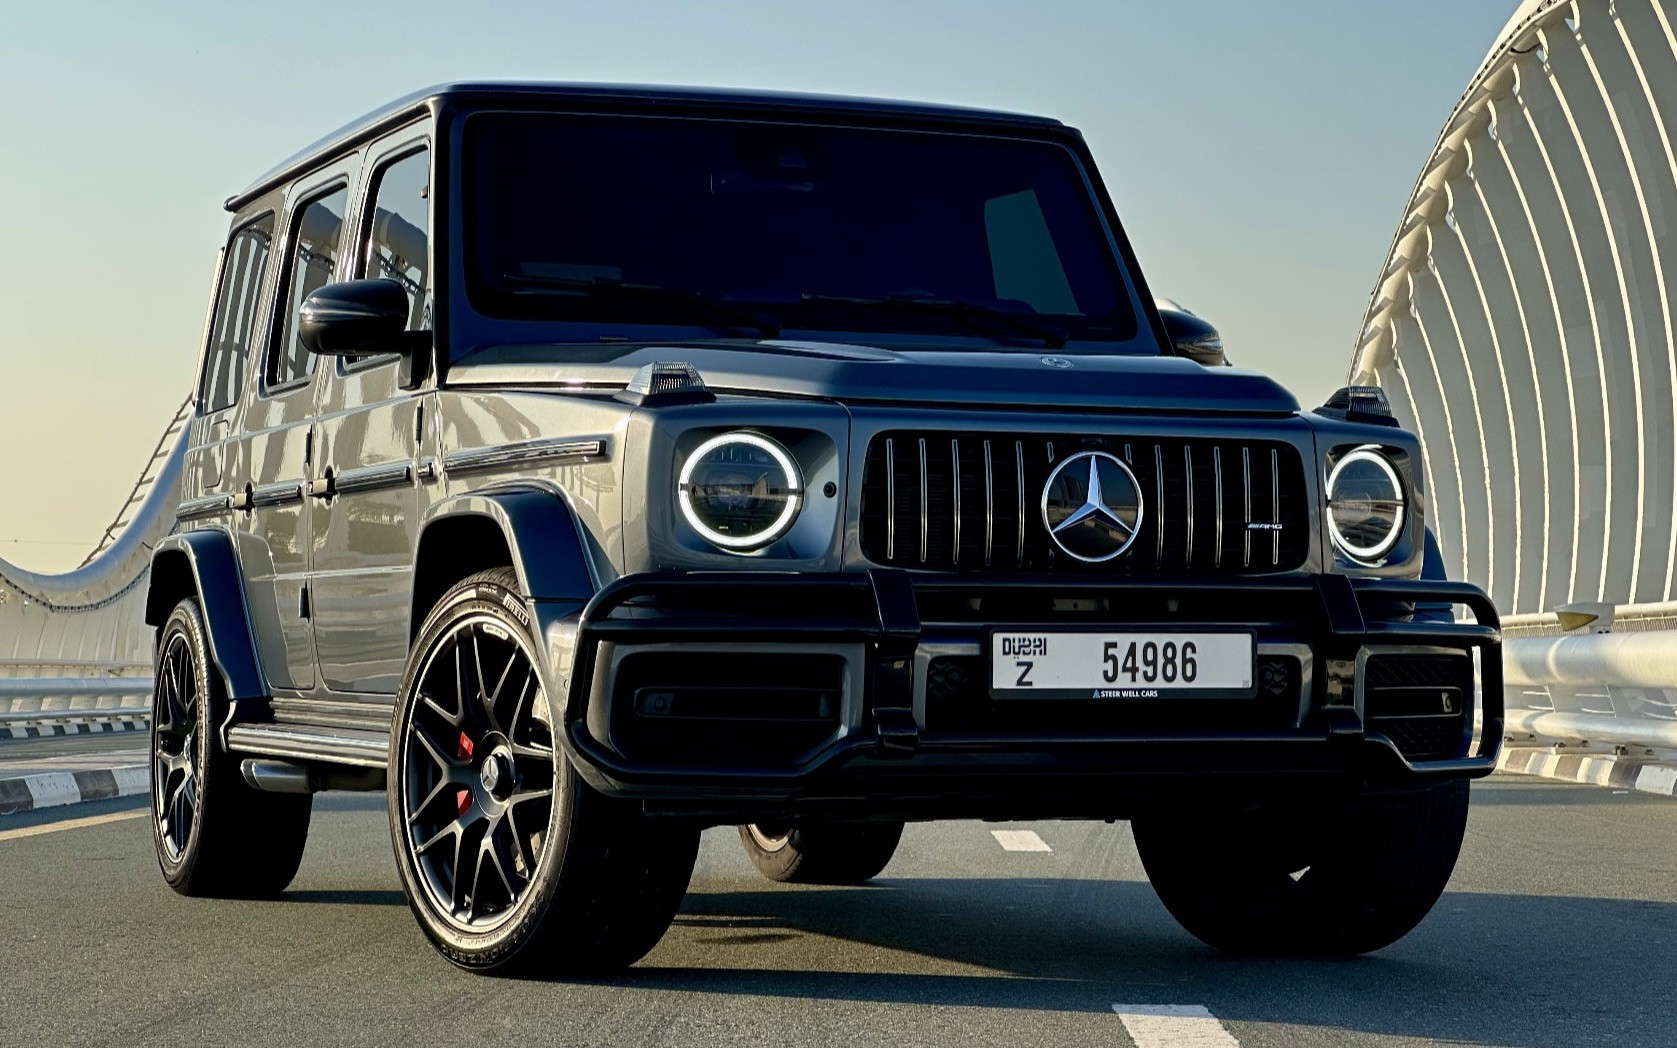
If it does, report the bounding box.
[283,888,408,907]
[573,876,1677,1048]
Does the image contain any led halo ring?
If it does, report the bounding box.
[677,431,804,550]
[1326,446,1406,562]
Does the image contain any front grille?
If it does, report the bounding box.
[859,432,1309,574]
[1363,653,1474,762]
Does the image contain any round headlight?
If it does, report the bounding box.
[678,432,803,550]
[1327,447,1405,562]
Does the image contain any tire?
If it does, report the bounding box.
[738,820,904,885]
[1131,780,1470,956]
[151,597,312,897]
[388,568,699,975]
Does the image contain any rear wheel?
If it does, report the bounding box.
[739,820,905,884]
[151,597,311,897]
[1131,781,1470,956]
[388,568,699,975]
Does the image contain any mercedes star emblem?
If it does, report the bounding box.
[1040,451,1144,562]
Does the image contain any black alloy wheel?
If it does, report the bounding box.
[398,608,557,932]
[738,820,905,884]
[150,597,311,897]
[152,627,200,865]
[390,569,700,975]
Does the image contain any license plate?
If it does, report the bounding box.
[990,630,1255,700]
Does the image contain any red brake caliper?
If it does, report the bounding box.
[456,732,475,815]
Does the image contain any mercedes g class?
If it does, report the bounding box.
[147,82,1501,973]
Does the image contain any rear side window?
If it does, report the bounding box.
[363,149,431,331]
[268,185,350,388]
[200,215,274,413]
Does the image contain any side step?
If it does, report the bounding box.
[226,723,389,769]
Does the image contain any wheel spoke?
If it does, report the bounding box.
[416,814,468,858]
[503,803,532,875]
[486,646,518,733]
[453,818,490,920]
[483,818,519,902]
[409,774,465,826]
[506,786,552,809]
[411,722,468,773]
[420,689,461,728]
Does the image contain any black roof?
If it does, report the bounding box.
[227,81,1065,211]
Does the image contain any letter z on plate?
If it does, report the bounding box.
[991,631,1255,700]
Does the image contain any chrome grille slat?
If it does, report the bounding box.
[918,437,928,565]
[1154,444,1165,564]
[982,440,994,567]
[1183,445,1194,567]
[951,438,961,565]
[1014,441,1026,565]
[1271,447,1281,566]
[1242,445,1253,569]
[1213,446,1224,569]
[885,438,896,561]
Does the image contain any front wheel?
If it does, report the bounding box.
[1131,781,1470,956]
[388,569,699,975]
[739,820,905,885]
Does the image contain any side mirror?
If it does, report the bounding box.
[1157,303,1228,367]
[299,279,415,357]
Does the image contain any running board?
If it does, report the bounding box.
[226,723,389,769]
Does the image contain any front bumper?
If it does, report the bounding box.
[556,571,1501,819]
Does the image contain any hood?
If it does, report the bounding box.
[446,339,1301,415]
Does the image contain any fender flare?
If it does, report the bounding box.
[414,484,597,606]
[146,530,268,702]
[413,486,599,726]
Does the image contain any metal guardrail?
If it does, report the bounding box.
[0,674,152,729]
[1501,599,1677,754]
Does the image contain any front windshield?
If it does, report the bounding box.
[463,112,1140,347]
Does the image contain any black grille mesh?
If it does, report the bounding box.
[859,432,1309,574]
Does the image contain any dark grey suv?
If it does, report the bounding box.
[146,82,1501,973]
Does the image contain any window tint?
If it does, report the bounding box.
[269,185,349,388]
[465,115,1138,348]
[200,215,274,413]
[363,149,431,331]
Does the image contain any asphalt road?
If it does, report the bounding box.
[2,777,1674,1048]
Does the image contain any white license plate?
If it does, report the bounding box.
[990,631,1255,699]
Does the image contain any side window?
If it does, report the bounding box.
[363,148,431,331]
[268,184,350,388]
[199,215,274,413]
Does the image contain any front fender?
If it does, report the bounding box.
[147,530,267,703]
[415,486,600,722]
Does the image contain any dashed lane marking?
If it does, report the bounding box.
[990,829,1051,852]
[1113,1004,1242,1048]
[0,810,146,843]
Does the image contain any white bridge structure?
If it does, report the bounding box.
[1350,0,1677,750]
[3,0,1676,756]
[0,398,189,734]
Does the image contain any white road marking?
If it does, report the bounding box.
[0,810,147,843]
[1113,1004,1241,1048]
[990,829,1051,852]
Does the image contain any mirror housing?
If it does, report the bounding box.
[1156,302,1228,367]
[299,279,416,357]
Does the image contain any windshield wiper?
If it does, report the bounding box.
[501,274,782,339]
[798,292,1068,348]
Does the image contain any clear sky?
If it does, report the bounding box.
[0,0,1515,572]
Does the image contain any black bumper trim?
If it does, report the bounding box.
[559,571,1502,800]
